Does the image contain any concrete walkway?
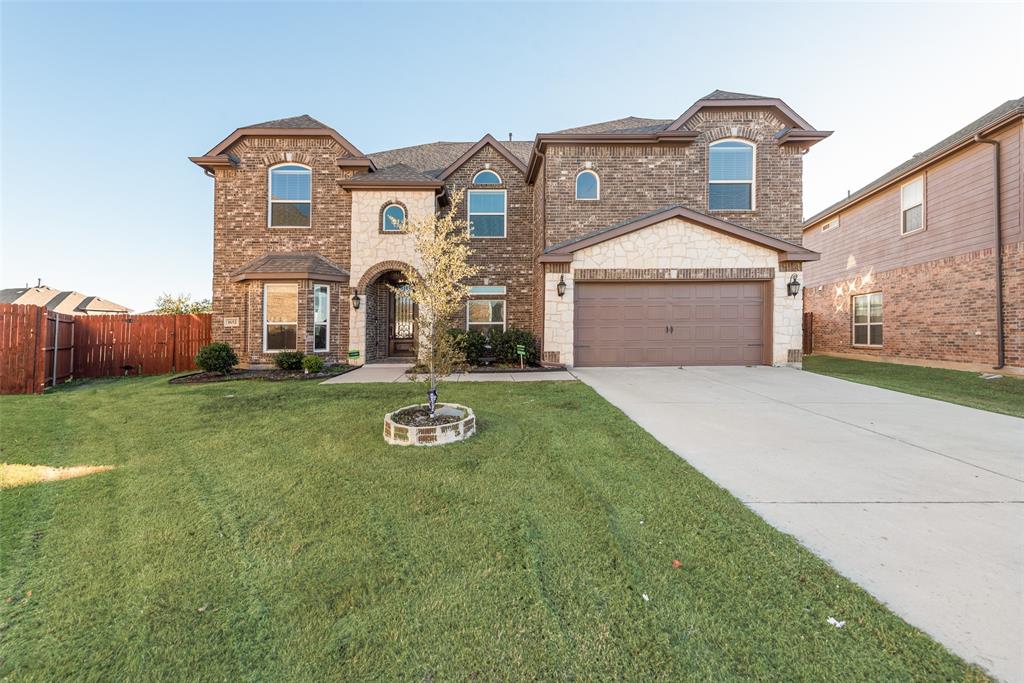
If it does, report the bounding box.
[572,365,1024,682]
[322,363,576,384]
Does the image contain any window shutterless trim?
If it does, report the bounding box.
[268,163,312,229]
[900,175,926,236]
[708,139,756,211]
[467,189,507,239]
[381,202,406,233]
[263,282,299,352]
[465,299,506,331]
[313,284,330,352]
[472,169,503,185]
[575,169,600,200]
[851,291,883,348]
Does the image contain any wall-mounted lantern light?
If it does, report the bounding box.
[351,289,361,310]
[787,274,801,297]
[556,275,567,298]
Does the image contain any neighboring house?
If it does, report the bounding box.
[191,90,829,368]
[803,98,1023,372]
[0,284,131,315]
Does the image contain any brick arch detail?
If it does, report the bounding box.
[378,200,409,233]
[702,127,760,144]
[260,151,317,167]
[357,260,418,290]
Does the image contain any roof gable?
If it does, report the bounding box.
[667,93,816,131]
[436,134,529,180]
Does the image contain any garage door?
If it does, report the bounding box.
[574,281,767,367]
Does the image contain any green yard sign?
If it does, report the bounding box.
[347,350,360,360]
[516,344,525,369]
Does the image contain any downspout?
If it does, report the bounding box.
[974,134,1004,369]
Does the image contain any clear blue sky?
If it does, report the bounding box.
[2,1,1021,311]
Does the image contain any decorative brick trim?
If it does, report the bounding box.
[357,259,417,290]
[574,267,774,281]
[544,262,570,274]
[778,261,803,272]
[378,200,409,234]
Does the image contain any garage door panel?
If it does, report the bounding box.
[574,281,766,367]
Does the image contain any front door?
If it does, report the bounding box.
[388,284,416,357]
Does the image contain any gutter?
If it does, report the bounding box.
[974,134,1005,369]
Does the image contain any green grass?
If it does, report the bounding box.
[0,376,988,681]
[804,355,1024,418]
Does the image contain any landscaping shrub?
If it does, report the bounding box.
[447,328,488,366]
[194,343,238,374]
[274,351,304,371]
[490,327,539,366]
[302,354,325,374]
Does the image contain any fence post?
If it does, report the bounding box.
[51,313,59,388]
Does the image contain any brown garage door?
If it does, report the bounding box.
[574,281,767,367]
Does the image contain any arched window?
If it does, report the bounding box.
[708,140,755,211]
[473,169,502,185]
[575,170,599,200]
[269,164,311,227]
[381,203,406,232]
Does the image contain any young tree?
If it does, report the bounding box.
[392,190,478,416]
[153,293,212,315]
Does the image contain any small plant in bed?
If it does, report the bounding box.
[194,342,238,374]
[301,354,325,374]
[274,351,305,371]
[390,404,464,427]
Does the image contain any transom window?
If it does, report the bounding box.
[467,299,505,335]
[821,217,840,232]
[264,283,298,351]
[709,140,755,211]
[852,292,883,347]
[269,164,311,227]
[901,177,924,235]
[575,170,599,200]
[313,284,329,352]
[382,203,406,232]
[467,189,506,238]
[473,169,502,185]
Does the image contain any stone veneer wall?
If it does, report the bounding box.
[346,189,433,365]
[542,217,803,367]
[804,243,1023,369]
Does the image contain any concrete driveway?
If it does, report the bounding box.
[572,365,1024,682]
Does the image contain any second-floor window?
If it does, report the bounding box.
[575,170,599,200]
[382,203,406,232]
[901,177,924,235]
[709,140,754,211]
[468,189,506,238]
[269,164,311,227]
[473,169,502,185]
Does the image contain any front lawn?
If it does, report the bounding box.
[0,377,986,680]
[804,355,1024,418]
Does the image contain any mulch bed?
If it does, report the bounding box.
[405,364,564,374]
[170,364,355,385]
[389,405,462,427]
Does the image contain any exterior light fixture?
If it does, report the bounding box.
[787,274,801,297]
[351,289,361,310]
[556,275,567,298]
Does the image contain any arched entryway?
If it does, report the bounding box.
[357,261,418,363]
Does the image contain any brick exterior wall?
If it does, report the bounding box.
[442,144,534,334]
[541,110,803,249]
[803,243,1023,369]
[211,136,355,366]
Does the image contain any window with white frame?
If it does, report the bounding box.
[269,164,311,227]
[381,203,405,232]
[575,170,599,200]
[264,283,298,351]
[821,217,840,232]
[852,292,883,347]
[467,299,505,335]
[901,177,924,234]
[708,140,755,210]
[468,189,506,238]
[313,284,329,351]
[473,169,502,185]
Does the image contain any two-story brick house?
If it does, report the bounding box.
[190,90,828,368]
[803,98,1023,372]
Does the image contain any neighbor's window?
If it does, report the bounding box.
[709,140,755,210]
[269,164,311,227]
[381,203,406,232]
[473,169,502,184]
[821,217,840,232]
[313,284,329,352]
[467,300,505,335]
[901,177,924,234]
[468,189,506,238]
[852,292,883,347]
[264,283,298,351]
[575,170,599,200]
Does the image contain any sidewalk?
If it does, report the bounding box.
[321,363,576,384]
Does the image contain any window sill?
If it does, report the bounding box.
[851,344,883,349]
[268,226,311,230]
[709,209,756,213]
[900,227,926,238]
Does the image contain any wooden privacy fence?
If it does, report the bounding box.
[0,304,212,394]
[803,311,814,355]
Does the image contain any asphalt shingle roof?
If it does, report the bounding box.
[243,114,330,129]
[231,252,349,280]
[805,97,1024,226]
[341,163,438,184]
[701,89,773,101]
[552,116,674,135]
[368,141,534,177]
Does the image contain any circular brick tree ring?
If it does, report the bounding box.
[383,403,476,446]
